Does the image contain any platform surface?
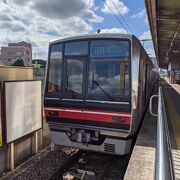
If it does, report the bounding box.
[124,105,157,180]
[162,79,180,180]
[124,79,180,180]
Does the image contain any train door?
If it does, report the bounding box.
[60,57,87,120]
[59,40,88,121]
[63,57,86,101]
[144,62,148,105]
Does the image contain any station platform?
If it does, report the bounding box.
[124,79,180,180]
[162,78,180,179]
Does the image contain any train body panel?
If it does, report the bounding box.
[44,33,156,155]
[50,131,132,155]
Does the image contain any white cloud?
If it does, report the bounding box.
[10,0,103,23]
[146,48,155,57]
[100,28,127,34]
[139,30,152,40]
[131,8,148,24]
[101,0,129,15]
[0,0,103,59]
[139,31,155,57]
[2,0,7,3]
[131,9,146,19]
[0,21,26,32]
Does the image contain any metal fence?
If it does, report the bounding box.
[150,86,175,180]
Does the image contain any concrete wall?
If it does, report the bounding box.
[0,66,51,174]
[0,124,50,174]
[0,66,33,81]
[0,146,8,173]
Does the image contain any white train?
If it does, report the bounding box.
[44,33,157,155]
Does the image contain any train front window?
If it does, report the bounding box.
[65,41,88,55]
[88,40,130,99]
[47,43,62,93]
[64,58,84,98]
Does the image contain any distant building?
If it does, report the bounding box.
[1,41,32,66]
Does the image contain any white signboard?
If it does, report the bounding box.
[5,81,42,143]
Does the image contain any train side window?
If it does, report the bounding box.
[47,43,62,93]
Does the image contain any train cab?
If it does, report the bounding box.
[44,34,156,155]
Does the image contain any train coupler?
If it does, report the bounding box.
[68,129,99,145]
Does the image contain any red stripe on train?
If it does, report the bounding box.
[45,107,131,125]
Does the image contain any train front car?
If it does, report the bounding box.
[44,34,153,155]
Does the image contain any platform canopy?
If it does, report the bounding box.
[145,0,180,68]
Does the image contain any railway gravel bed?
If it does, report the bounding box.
[58,152,131,180]
[1,146,130,180]
[1,145,79,180]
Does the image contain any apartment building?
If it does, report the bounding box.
[1,41,32,66]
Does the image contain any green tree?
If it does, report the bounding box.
[33,60,41,76]
[11,57,24,66]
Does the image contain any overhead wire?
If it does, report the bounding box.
[109,0,133,34]
[102,0,129,33]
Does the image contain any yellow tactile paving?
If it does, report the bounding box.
[164,92,180,157]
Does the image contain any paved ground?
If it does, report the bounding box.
[124,78,180,180]
[124,105,157,180]
[164,77,180,95]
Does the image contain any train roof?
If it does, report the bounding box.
[50,33,134,44]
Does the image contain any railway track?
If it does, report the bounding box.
[1,146,79,180]
[58,151,130,180]
[1,146,130,180]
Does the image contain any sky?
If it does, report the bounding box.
[0,0,155,60]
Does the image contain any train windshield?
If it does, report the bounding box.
[88,40,130,100]
[47,39,130,100]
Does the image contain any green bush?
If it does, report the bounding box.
[11,57,24,66]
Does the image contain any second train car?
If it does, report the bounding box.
[44,33,156,155]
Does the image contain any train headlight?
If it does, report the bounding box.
[49,110,58,116]
[112,116,121,123]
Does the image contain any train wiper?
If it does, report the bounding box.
[92,74,114,101]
